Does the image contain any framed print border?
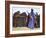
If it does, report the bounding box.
[5,1,45,37]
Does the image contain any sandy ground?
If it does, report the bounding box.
[13,27,40,31]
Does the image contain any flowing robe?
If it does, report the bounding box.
[28,12,35,29]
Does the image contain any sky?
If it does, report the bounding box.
[12,7,40,15]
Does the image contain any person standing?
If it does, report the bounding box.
[28,9,35,29]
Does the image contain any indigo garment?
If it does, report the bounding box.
[28,11,35,29]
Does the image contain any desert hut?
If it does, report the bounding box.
[13,11,28,27]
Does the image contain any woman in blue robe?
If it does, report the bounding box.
[28,9,35,29]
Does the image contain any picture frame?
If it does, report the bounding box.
[5,1,45,37]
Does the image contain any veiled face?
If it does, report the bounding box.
[31,9,33,12]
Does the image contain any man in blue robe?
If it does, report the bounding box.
[28,9,35,29]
